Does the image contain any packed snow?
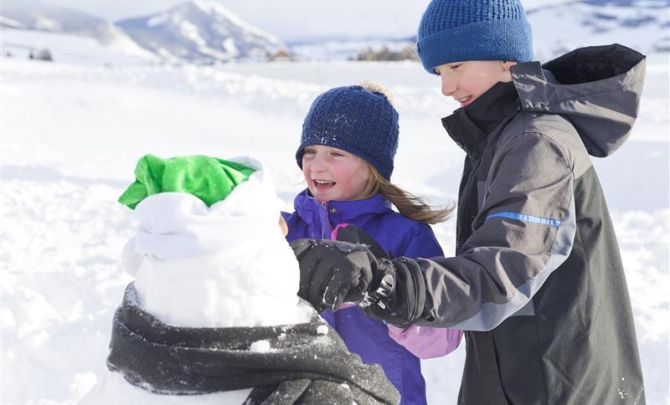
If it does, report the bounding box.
[124,159,313,328]
[1,50,668,404]
[75,155,315,403]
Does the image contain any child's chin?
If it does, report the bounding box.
[312,193,329,202]
[311,187,336,200]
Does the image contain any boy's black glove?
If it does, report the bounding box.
[290,238,393,312]
[290,225,426,328]
[331,225,394,310]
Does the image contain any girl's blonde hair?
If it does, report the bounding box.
[363,164,453,225]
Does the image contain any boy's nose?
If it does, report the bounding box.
[441,75,456,96]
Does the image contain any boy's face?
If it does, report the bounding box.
[435,60,515,108]
[302,145,371,203]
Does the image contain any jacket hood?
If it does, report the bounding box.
[511,44,646,157]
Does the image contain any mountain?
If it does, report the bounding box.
[115,0,284,63]
[0,0,156,61]
[2,0,123,44]
[289,0,668,62]
[1,0,665,64]
[527,0,669,59]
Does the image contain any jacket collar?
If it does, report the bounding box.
[441,81,520,159]
[293,190,391,221]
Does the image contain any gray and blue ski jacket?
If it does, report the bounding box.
[391,44,646,405]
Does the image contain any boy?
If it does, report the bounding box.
[290,0,646,404]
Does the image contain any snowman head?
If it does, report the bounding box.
[118,154,311,328]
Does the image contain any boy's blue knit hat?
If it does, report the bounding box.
[296,83,399,180]
[417,0,533,74]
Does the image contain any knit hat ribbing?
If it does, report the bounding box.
[417,0,533,74]
[296,84,399,180]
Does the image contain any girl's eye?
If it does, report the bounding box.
[450,64,461,71]
[330,152,344,157]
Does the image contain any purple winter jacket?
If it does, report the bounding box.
[282,191,448,405]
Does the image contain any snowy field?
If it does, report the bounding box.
[1,51,668,404]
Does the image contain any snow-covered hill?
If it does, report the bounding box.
[528,0,669,59]
[1,0,286,64]
[2,0,666,63]
[1,0,113,39]
[0,0,156,63]
[286,0,669,61]
[115,0,284,63]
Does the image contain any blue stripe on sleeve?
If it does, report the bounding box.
[486,211,561,227]
[453,198,576,331]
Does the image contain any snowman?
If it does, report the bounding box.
[79,154,399,405]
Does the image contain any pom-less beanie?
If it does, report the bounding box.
[417,0,533,74]
[296,85,399,180]
[118,154,256,209]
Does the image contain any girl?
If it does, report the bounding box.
[282,82,462,405]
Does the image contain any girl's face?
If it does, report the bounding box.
[435,60,515,107]
[302,145,372,203]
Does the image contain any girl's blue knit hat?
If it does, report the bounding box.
[417,0,533,74]
[296,83,399,180]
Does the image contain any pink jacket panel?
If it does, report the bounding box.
[387,324,463,359]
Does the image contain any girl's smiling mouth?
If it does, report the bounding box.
[313,179,336,191]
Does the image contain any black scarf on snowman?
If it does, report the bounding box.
[107,283,400,405]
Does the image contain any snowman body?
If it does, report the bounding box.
[80,158,312,405]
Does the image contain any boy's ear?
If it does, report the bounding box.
[502,61,517,71]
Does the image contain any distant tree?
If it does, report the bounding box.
[268,48,294,62]
[34,48,54,62]
[351,44,418,62]
[28,48,54,61]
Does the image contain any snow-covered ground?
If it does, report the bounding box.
[1,52,668,404]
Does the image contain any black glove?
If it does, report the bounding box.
[331,225,426,328]
[290,238,393,313]
[290,225,427,327]
[332,225,394,309]
[364,257,426,328]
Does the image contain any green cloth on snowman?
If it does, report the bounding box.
[118,154,256,209]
